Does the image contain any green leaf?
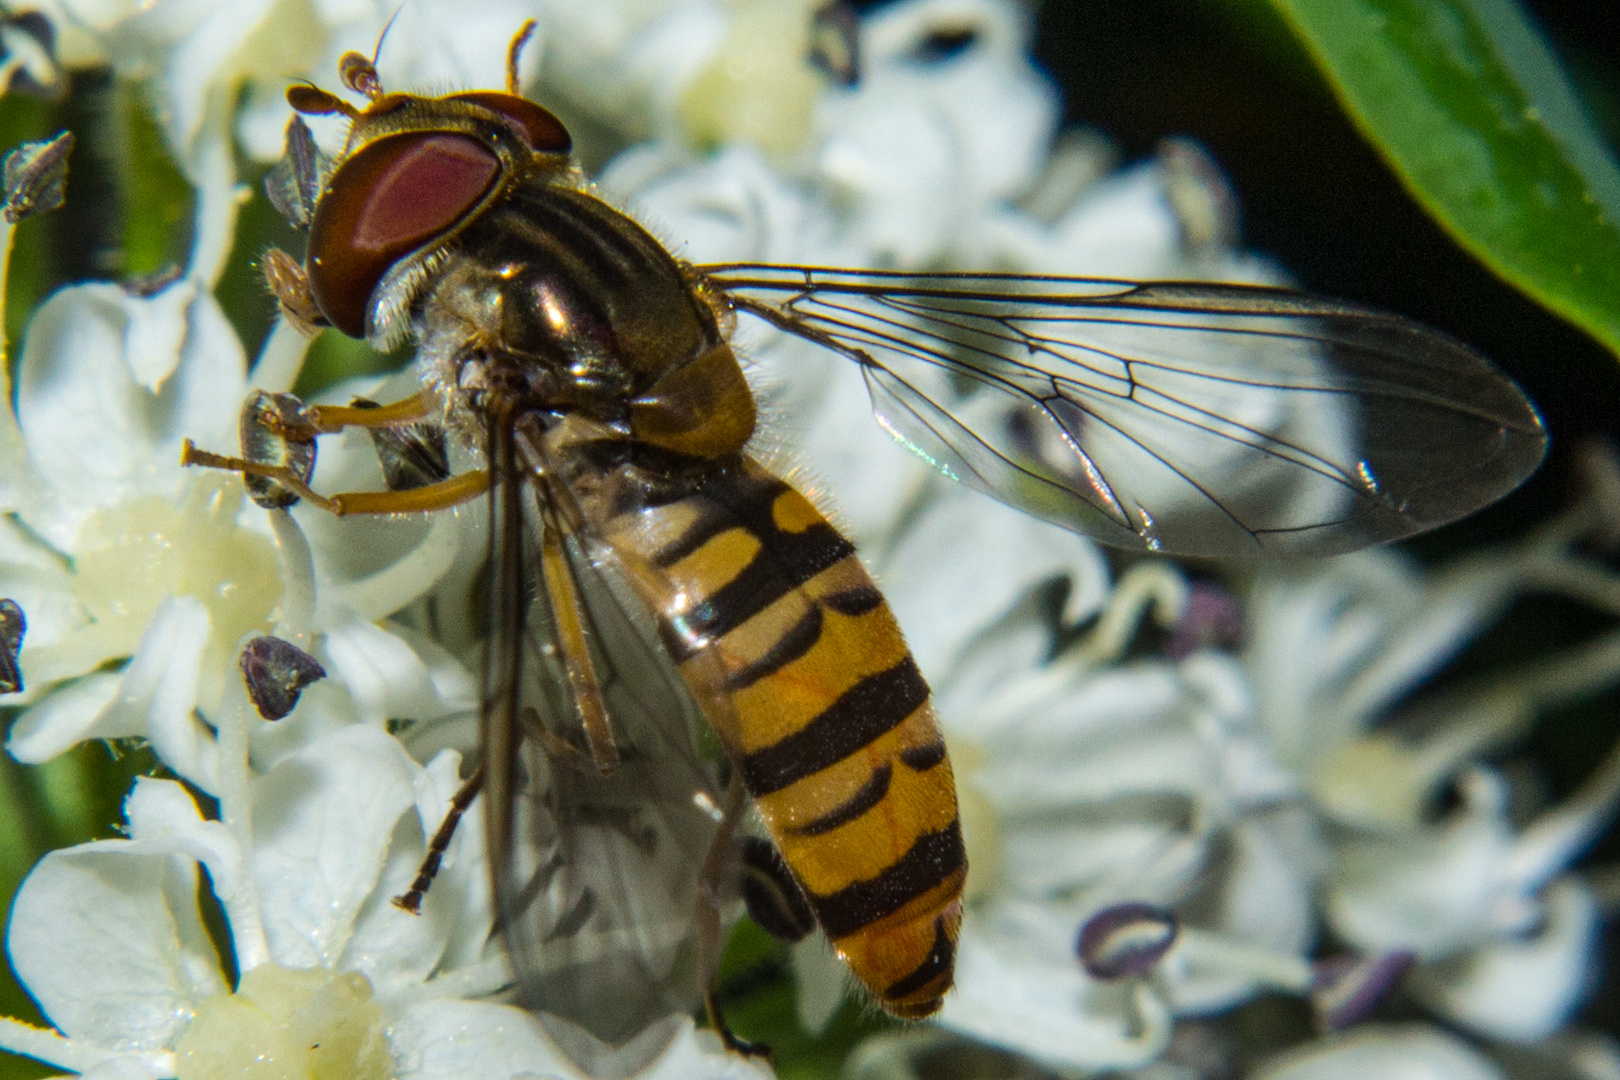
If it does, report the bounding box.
[1264,0,1620,360]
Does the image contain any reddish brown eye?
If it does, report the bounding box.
[306,131,500,337]
[449,91,572,153]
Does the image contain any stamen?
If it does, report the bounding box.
[1164,581,1244,659]
[0,1016,170,1075]
[1172,928,1314,993]
[1507,730,1620,894]
[0,598,24,694]
[2,130,72,223]
[239,636,326,721]
[239,391,319,509]
[211,678,271,970]
[1311,950,1414,1031]
[1077,902,1179,980]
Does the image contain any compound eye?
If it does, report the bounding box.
[449,91,572,153]
[305,131,500,337]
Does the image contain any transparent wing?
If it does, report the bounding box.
[482,428,727,1073]
[700,265,1547,556]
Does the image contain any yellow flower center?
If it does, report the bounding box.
[175,964,394,1080]
[679,0,824,155]
[23,474,282,705]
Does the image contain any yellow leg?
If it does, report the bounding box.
[241,391,434,444]
[181,439,490,516]
[539,528,620,774]
[308,393,432,433]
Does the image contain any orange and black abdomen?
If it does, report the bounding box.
[608,457,965,1016]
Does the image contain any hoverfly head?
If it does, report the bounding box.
[278,21,573,340]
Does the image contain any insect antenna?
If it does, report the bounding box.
[374,4,404,67]
[507,18,537,96]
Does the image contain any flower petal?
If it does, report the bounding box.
[386,999,583,1080]
[1251,1024,1506,1080]
[0,516,81,656]
[938,911,1172,1072]
[876,479,1109,680]
[341,750,485,999]
[603,143,845,266]
[1167,814,1318,1013]
[15,282,245,548]
[250,724,421,971]
[321,619,461,728]
[123,777,243,902]
[110,595,216,785]
[121,277,195,391]
[8,839,227,1051]
[1327,769,1525,957]
[816,0,1057,265]
[1410,876,1600,1043]
[8,671,122,763]
[17,284,166,545]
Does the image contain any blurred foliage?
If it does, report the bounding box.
[716,921,899,1080]
[1262,0,1620,360]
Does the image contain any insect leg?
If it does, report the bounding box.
[393,762,487,914]
[183,388,480,514]
[537,521,620,774]
[305,393,433,433]
[322,471,491,515]
[181,439,491,515]
[262,248,325,334]
[699,773,773,1061]
[180,439,341,511]
[517,704,601,773]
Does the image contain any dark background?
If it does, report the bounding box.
[1032,0,1620,547]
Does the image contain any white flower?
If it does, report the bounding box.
[911,567,1322,1071]
[1236,450,1620,1048]
[0,5,487,779]
[1248,1024,1509,1080]
[0,678,768,1080]
[0,133,267,788]
[841,1021,1605,1080]
[598,1,1620,1069]
[0,196,470,797]
[28,0,548,168]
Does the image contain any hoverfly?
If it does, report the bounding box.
[181,20,1545,1071]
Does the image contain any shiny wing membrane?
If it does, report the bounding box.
[481,421,728,1069]
[700,265,1547,557]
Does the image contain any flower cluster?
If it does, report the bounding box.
[0,1,1614,1079]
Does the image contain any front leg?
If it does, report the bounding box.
[263,248,326,336]
[182,388,491,516]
